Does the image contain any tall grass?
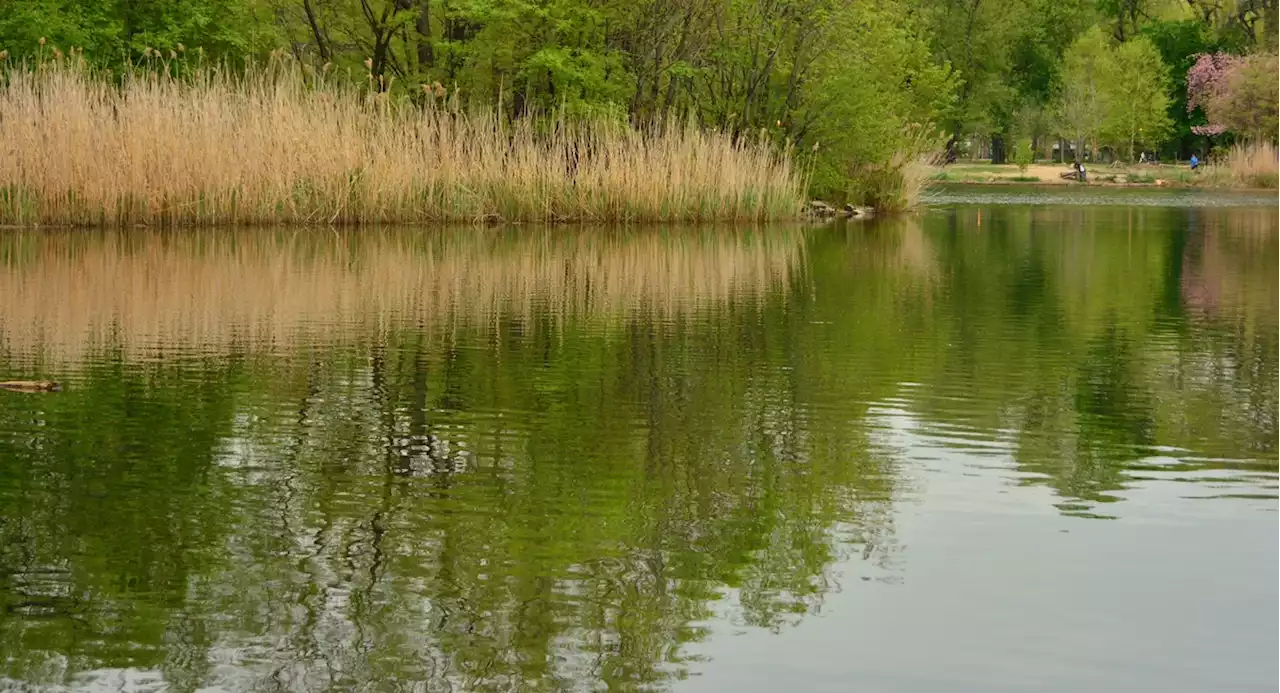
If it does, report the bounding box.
[1200,141,1279,189]
[847,125,944,213]
[0,57,804,226]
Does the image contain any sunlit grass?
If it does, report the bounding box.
[0,55,805,226]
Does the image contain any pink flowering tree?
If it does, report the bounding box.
[1186,53,1237,136]
[1187,52,1279,141]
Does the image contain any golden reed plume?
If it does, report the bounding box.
[0,59,804,226]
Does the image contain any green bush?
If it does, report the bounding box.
[1013,138,1035,174]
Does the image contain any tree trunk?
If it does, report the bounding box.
[991,134,1006,165]
[302,0,332,62]
[1259,3,1280,50]
[417,0,434,68]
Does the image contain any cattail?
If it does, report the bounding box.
[0,50,8,61]
[322,62,332,73]
[52,47,63,59]
[143,47,153,58]
[176,43,185,53]
[38,37,46,46]
[364,57,373,70]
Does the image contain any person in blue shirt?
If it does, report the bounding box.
[1190,154,1200,171]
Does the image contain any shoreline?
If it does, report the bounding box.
[930,162,1275,191]
[929,178,1275,191]
[932,178,1178,188]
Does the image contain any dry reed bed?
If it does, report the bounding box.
[1202,141,1280,189]
[0,228,803,362]
[0,61,804,226]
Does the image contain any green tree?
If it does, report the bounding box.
[921,0,1095,162]
[1212,52,1280,142]
[1102,35,1173,161]
[798,0,955,200]
[0,0,279,63]
[1055,26,1113,163]
[1141,19,1222,158]
[1013,136,1034,172]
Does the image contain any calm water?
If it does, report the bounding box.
[1,195,1276,692]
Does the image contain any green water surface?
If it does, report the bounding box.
[1,195,1276,692]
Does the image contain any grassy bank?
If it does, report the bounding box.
[931,143,1278,189]
[0,59,804,227]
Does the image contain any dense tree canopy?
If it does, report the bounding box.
[0,0,1275,188]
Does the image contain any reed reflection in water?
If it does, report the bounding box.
[0,226,804,362]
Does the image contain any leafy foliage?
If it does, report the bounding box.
[1103,36,1173,161]
[0,0,1274,190]
[1055,27,1113,162]
[1188,51,1279,141]
[0,0,279,62]
[1054,29,1175,163]
[1013,136,1034,172]
[1142,19,1221,152]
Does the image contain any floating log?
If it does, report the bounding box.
[0,380,61,393]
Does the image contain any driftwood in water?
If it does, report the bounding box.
[805,200,838,217]
[0,380,61,393]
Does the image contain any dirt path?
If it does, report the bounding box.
[938,163,1188,186]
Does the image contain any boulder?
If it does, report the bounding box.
[805,200,837,217]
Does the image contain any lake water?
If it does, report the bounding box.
[1,190,1277,692]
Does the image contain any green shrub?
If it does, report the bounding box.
[1013,138,1034,174]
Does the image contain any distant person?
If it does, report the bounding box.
[1190,154,1200,171]
[1076,161,1087,182]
